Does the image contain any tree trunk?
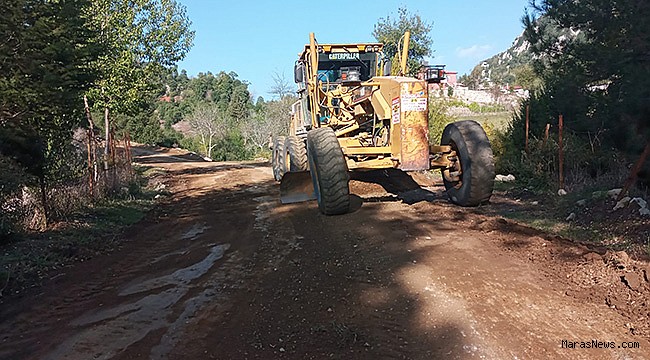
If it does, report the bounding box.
[207,135,213,159]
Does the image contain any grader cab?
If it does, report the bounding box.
[271,32,495,215]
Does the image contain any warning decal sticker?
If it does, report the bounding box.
[391,97,400,124]
[401,94,427,112]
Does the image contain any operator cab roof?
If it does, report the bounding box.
[298,43,384,60]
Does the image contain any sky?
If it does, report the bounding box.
[177,0,531,100]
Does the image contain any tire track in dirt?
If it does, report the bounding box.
[1,148,649,359]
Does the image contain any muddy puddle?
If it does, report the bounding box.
[44,242,230,360]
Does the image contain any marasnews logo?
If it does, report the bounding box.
[561,339,640,349]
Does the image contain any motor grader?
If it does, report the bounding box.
[271,32,495,215]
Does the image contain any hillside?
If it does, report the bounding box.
[461,32,532,90]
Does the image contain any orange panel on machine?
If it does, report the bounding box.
[398,82,430,171]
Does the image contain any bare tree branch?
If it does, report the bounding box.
[187,105,229,159]
[240,96,295,152]
[269,71,294,100]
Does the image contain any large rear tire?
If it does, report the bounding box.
[440,120,495,206]
[307,128,350,215]
[272,136,286,181]
[285,136,308,172]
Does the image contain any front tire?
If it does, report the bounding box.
[440,120,495,206]
[307,128,350,215]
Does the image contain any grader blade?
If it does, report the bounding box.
[280,171,316,204]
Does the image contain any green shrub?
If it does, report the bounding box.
[494,94,630,191]
[156,128,183,148]
[428,97,455,144]
[212,133,253,161]
[179,136,202,154]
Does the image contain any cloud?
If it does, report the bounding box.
[456,44,493,59]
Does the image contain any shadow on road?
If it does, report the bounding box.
[134,152,207,164]
[352,169,441,205]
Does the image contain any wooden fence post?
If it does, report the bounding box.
[558,114,564,190]
[618,142,650,200]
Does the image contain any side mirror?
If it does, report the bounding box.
[294,63,304,83]
[383,60,392,76]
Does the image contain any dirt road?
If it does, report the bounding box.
[1,147,649,359]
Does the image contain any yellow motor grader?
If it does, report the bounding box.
[271,32,495,215]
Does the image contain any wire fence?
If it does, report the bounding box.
[1,131,136,235]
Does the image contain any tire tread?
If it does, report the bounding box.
[286,136,308,172]
[441,120,495,206]
[307,128,350,215]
